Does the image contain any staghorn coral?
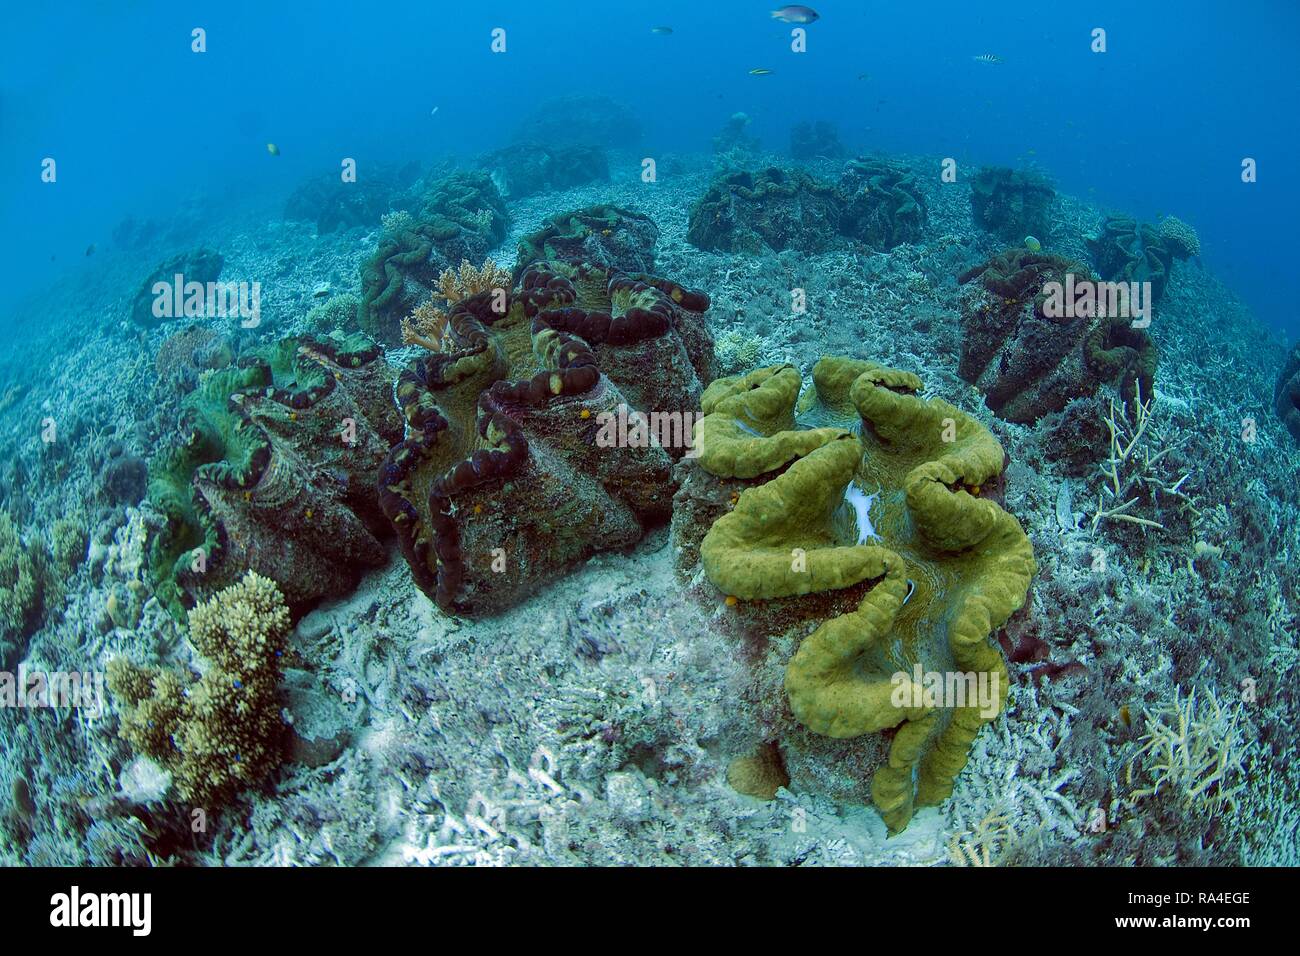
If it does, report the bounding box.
[687,167,842,254]
[1124,685,1248,814]
[516,206,660,276]
[401,258,512,352]
[1086,215,1175,307]
[957,247,1158,421]
[108,571,291,807]
[675,357,1035,833]
[1273,342,1300,444]
[1089,385,1198,534]
[969,167,1055,243]
[836,157,928,250]
[378,260,715,615]
[358,171,508,342]
[146,331,401,619]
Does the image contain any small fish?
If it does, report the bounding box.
[973,53,1003,64]
[430,106,439,116]
[1119,704,1132,728]
[1024,235,1042,253]
[84,243,96,257]
[651,26,673,35]
[749,68,774,76]
[771,4,819,23]
[856,73,871,81]
[266,142,280,156]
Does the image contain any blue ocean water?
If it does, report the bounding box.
[2,0,1297,336]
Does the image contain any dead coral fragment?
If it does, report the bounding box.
[108,571,291,807]
[1124,685,1248,814]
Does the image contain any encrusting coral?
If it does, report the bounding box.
[677,357,1035,833]
[147,331,401,619]
[378,259,716,615]
[108,571,291,807]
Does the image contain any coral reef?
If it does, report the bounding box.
[969,167,1055,243]
[146,331,401,619]
[358,172,508,342]
[837,157,928,250]
[155,324,234,393]
[378,260,715,615]
[1086,215,1175,306]
[790,120,845,160]
[1156,215,1201,260]
[1272,342,1300,443]
[957,247,1158,421]
[130,249,224,326]
[1,512,47,668]
[516,206,660,275]
[479,144,608,200]
[687,167,842,254]
[674,357,1035,832]
[107,571,292,806]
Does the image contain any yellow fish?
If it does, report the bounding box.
[266,143,280,156]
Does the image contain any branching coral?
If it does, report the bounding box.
[108,571,291,806]
[1089,384,1197,533]
[677,357,1035,832]
[1124,686,1248,814]
[401,258,512,352]
[379,260,715,615]
[1,512,46,667]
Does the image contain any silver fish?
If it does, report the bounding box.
[771,5,819,24]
